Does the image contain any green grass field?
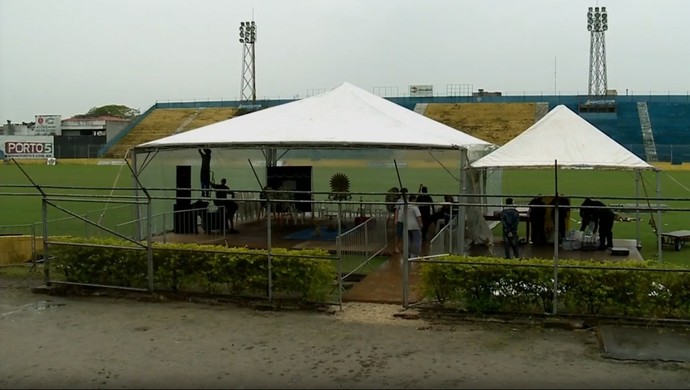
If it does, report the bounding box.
[3,161,690,265]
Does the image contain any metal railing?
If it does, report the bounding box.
[427,216,459,257]
[337,215,388,282]
[114,204,228,244]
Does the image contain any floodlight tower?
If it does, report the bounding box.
[587,6,608,97]
[239,20,257,102]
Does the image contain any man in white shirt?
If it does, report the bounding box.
[405,194,423,258]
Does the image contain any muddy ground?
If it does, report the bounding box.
[1,270,689,389]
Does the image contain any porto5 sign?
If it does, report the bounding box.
[0,136,55,158]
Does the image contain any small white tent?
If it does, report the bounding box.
[471,105,654,170]
[470,104,663,261]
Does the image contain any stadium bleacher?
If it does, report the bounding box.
[423,103,536,145]
[98,95,690,163]
[103,108,238,159]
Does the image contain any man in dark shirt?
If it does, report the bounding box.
[552,194,571,243]
[581,198,615,249]
[212,178,239,233]
[198,149,212,198]
[528,196,546,245]
[500,197,520,259]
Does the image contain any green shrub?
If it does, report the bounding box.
[49,237,336,302]
[420,255,690,319]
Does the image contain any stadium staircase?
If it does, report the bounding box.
[637,102,658,162]
[174,108,204,134]
[535,102,549,122]
[645,102,690,162]
[423,102,536,145]
[413,103,428,115]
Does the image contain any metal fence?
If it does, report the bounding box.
[53,144,104,159]
[0,181,396,308]
[5,177,690,320]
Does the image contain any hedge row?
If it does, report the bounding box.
[419,256,690,319]
[49,237,336,301]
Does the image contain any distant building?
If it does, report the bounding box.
[0,116,131,159]
[0,122,32,136]
[61,115,130,140]
[472,88,503,97]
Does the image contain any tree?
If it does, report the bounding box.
[78,105,140,119]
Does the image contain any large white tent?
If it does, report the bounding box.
[471,105,654,170]
[135,82,491,152]
[131,82,497,254]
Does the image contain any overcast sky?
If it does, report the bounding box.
[1,0,688,122]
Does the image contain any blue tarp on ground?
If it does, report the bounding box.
[283,226,339,241]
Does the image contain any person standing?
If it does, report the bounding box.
[429,195,455,230]
[405,194,423,258]
[553,194,571,243]
[581,198,615,249]
[500,197,520,259]
[198,149,212,198]
[579,198,597,232]
[212,178,239,233]
[528,195,546,245]
[416,185,435,241]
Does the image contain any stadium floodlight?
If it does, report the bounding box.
[586,5,609,96]
[238,20,257,47]
[239,20,257,103]
[587,6,608,32]
[239,21,256,44]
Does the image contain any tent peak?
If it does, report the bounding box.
[471,104,655,170]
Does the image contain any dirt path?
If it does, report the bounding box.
[1,276,689,389]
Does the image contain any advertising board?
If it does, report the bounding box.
[0,136,55,158]
[409,84,433,97]
[34,115,62,135]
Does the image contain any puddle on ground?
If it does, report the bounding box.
[1,300,65,317]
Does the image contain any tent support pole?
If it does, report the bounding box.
[656,170,663,263]
[458,147,467,255]
[248,158,274,301]
[265,147,277,167]
[635,169,641,248]
[132,151,142,242]
[552,160,559,315]
[393,160,410,308]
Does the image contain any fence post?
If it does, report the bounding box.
[364,222,369,259]
[30,223,37,267]
[267,199,273,302]
[147,199,154,292]
[42,197,50,285]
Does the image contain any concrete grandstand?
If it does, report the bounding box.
[99,93,690,163]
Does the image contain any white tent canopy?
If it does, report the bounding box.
[471,105,655,170]
[470,104,666,262]
[135,82,491,152]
